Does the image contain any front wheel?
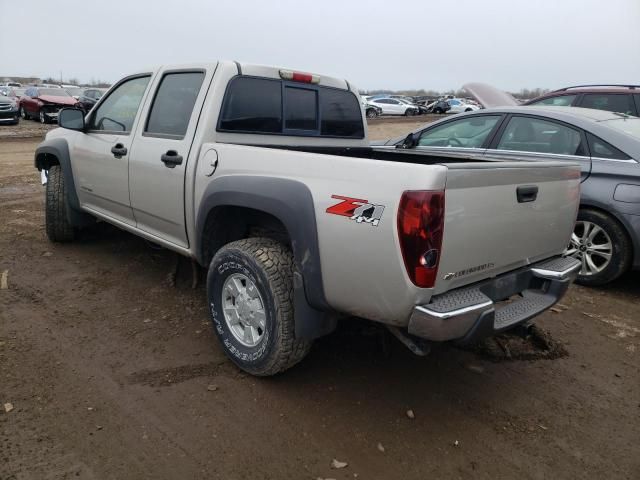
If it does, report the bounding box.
[566,209,632,286]
[366,108,378,119]
[207,238,312,376]
[20,106,29,120]
[39,109,48,124]
[45,165,75,242]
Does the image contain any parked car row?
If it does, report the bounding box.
[362,94,481,117]
[0,84,109,125]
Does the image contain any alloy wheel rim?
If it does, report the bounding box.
[565,221,613,276]
[222,273,266,347]
[40,111,45,123]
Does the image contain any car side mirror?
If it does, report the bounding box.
[398,132,418,149]
[59,108,85,131]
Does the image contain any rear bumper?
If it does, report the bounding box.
[408,256,581,343]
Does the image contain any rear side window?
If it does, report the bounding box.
[218,76,364,138]
[529,95,577,106]
[145,72,205,138]
[587,133,630,160]
[580,94,635,115]
[496,116,584,156]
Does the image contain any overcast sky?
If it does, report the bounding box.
[1,0,638,91]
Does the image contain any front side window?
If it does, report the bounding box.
[145,72,204,138]
[580,94,635,115]
[529,94,577,107]
[496,116,583,156]
[418,115,501,148]
[89,75,150,133]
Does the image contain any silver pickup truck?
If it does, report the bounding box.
[34,61,581,375]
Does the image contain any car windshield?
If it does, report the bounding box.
[601,117,640,139]
[40,88,71,97]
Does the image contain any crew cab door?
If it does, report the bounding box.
[128,69,208,248]
[72,75,152,225]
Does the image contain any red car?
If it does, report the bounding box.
[19,87,78,124]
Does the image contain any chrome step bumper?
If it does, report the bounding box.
[408,256,581,343]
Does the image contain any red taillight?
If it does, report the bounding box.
[397,190,445,288]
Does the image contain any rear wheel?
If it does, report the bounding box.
[566,209,631,286]
[45,165,75,242]
[207,238,312,376]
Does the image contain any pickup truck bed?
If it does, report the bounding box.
[34,60,581,375]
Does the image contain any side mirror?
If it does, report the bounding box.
[398,132,418,149]
[58,108,85,131]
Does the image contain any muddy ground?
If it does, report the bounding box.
[1,119,639,480]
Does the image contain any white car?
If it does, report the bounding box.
[368,97,418,116]
[446,98,480,114]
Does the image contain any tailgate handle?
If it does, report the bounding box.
[517,185,538,203]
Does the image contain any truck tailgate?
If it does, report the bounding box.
[434,161,581,294]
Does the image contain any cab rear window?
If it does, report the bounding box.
[218,76,364,138]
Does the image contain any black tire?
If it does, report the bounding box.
[366,108,378,119]
[207,238,312,376]
[405,109,415,116]
[20,106,29,120]
[39,109,48,124]
[45,165,75,242]
[434,107,443,114]
[573,209,632,286]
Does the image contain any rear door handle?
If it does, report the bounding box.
[517,185,538,203]
[111,143,127,158]
[161,150,183,168]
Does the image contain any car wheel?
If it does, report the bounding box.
[404,109,414,116]
[45,165,75,242]
[434,108,443,114]
[207,238,312,376]
[20,106,29,120]
[465,108,473,112]
[565,209,632,286]
[39,109,48,124]
[366,108,378,119]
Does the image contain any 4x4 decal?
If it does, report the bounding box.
[326,195,385,227]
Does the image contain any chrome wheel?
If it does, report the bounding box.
[222,273,266,347]
[20,107,27,119]
[566,221,613,276]
[39,110,46,124]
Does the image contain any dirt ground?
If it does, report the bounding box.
[1,120,639,480]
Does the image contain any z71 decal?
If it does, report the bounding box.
[326,195,385,227]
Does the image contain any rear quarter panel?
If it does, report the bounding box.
[193,143,448,325]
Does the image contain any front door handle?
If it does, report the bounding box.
[517,185,538,203]
[111,143,127,158]
[161,150,183,168]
